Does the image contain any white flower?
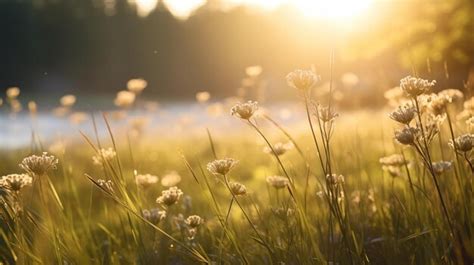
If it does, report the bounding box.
[286,69,320,91]
[0,174,32,192]
[135,174,159,188]
[207,158,238,176]
[400,76,436,97]
[19,152,58,177]
[266,176,289,189]
[156,186,183,206]
[185,215,203,228]
[231,101,258,120]
[92,148,117,165]
[127,78,147,93]
[114,90,136,107]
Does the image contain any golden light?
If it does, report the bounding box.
[292,0,373,20]
[163,0,207,19]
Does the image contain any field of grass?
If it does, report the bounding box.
[1,72,473,264]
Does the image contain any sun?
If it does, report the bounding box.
[291,0,373,20]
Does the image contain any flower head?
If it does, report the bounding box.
[19,152,58,177]
[92,148,117,165]
[394,127,419,145]
[400,76,436,97]
[263,142,294,156]
[432,161,452,175]
[114,90,136,107]
[0,174,32,192]
[231,101,258,120]
[449,134,473,153]
[135,173,159,188]
[266,175,289,189]
[207,158,238,176]
[389,103,416,124]
[229,181,247,196]
[156,186,183,206]
[97,179,114,193]
[185,215,204,228]
[161,171,182,187]
[142,208,167,223]
[286,69,320,91]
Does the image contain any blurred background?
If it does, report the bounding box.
[0,0,472,108]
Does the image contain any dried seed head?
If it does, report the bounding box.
[19,152,58,177]
[156,186,183,206]
[92,148,117,165]
[379,154,407,167]
[286,69,320,91]
[263,142,294,156]
[142,208,167,223]
[185,215,204,228]
[326,174,345,186]
[207,158,238,176]
[394,127,418,145]
[230,101,258,120]
[266,175,289,189]
[229,181,247,196]
[449,134,473,153]
[0,174,32,192]
[97,179,114,193]
[431,161,453,175]
[389,104,416,124]
[135,173,159,188]
[400,76,436,97]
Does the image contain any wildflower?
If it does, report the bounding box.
[263,142,294,156]
[142,208,167,223]
[97,179,114,193]
[449,134,473,153]
[379,154,407,167]
[207,158,238,176]
[272,207,295,219]
[317,105,338,122]
[161,171,182,187]
[19,152,58,177]
[266,176,289,189]
[114,90,136,108]
[185,215,204,228]
[431,161,452,175]
[286,69,320,91]
[195,91,210,103]
[127,78,147,93]
[135,174,159,188]
[427,94,450,116]
[438,89,464,103]
[400,76,436,97]
[92,148,117,165]
[6,87,20,99]
[230,101,258,120]
[389,104,416,124]
[394,127,418,145]
[245,65,263,77]
[229,181,247,196]
[60,94,76,107]
[0,174,32,192]
[156,186,183,206]
[326,174,345,186]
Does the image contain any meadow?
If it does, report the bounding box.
[0,69,473,264]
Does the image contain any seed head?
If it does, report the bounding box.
[389,104,416,124]
[97,179,114,193]
[19,152,58,177]
[263,142,294,156]
[286,69,320,91]
[431,161,452,175]
[400,76,436,97]
[394,127,418,145]
[142,208,167,223]
[161,171,182,187]
[0,174,32,192]
[156,186,183,206]
[326,174,345,186]
[207,158,238,176]
[266,175,289,189]
[135,173,159,188]
[92,148,117,165]
[317,105,338,122]
[229,181,247,196]
[449,134,473,153]
[231,101,258,120]
[185,215,204,228]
